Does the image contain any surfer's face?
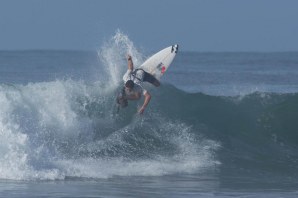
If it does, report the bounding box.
[125,80,134,92]
[125,86,132,92]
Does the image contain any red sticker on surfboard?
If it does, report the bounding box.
[161,66,166,74]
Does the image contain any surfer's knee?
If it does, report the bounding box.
[154,80,160,87]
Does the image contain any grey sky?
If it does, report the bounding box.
[0,0,297,51]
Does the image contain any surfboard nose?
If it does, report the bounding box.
[171,44,179,53]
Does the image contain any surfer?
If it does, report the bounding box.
[124,55,160,87]
[116,55,160,114]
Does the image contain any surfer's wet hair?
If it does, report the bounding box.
[125,80,134,89]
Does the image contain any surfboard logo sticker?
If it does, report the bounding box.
[161,66,166,74]
[157,62,166,74]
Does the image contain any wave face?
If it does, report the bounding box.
[155,87,298,175]
[1,80,298,180]
[0,81,220,180]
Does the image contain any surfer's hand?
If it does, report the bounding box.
[138,106,145,114]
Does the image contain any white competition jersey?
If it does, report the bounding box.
[123,69,147,95]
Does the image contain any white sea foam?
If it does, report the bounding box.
[0,32,220,180]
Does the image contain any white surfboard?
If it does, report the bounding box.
[139,44,178,80]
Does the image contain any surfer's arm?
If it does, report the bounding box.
[139,92,151,114]
[127,55,133,70]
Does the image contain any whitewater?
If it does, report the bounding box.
[0,32,298,197]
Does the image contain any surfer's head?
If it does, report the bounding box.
[125,80,134,90]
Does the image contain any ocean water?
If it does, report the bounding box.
[1,33,298,197]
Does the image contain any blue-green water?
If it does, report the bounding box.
[1,35,298,197]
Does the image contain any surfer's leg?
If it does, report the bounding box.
[143,72,160,87]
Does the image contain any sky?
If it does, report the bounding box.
[0,0,297,52]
